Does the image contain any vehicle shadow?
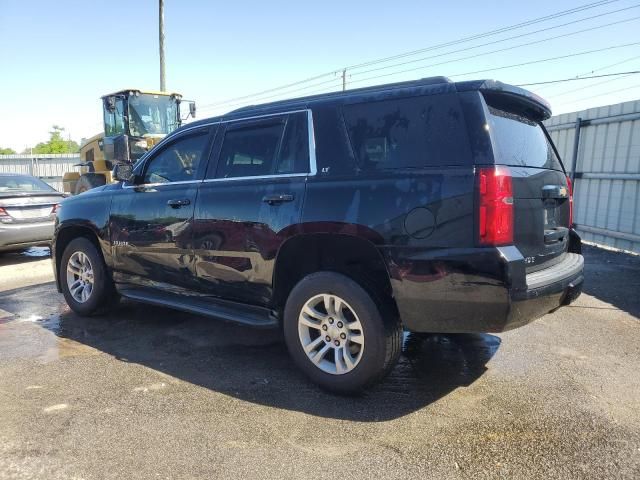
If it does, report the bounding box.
[0,247,50,267]
[37,298,500,421]
[580,244,640,319]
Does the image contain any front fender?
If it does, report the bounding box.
[52,188,115,292]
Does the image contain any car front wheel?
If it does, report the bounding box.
[283,272,402,394]
[60,237,118,316]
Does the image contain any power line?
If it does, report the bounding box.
[347,15,640,84]
[198,0,621,110]
[349,4,640,78]
[344,0,620,70]
[202,79,344,113]
[200,77,343,114]
[533,54,640,91]
[203,10,639,113]
[556,82,640,105]
[517,70,640,86]
[349,41,640,86]
[539,73,638,99]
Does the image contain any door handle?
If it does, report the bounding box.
[167,198,191,208]
[262,193,294,205]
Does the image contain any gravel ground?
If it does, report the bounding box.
[0,245,638,479]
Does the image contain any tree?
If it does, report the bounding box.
[0,147,16,155]
[30,126,80,154]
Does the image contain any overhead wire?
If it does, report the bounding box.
[198,0,623,111]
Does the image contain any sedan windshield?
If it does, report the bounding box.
[0,175,56,195]
[128,94,179,137]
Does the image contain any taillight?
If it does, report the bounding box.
[51,204,60,215]
[477,166,514,246]
[566,175,574,227]
[0,207,10,223]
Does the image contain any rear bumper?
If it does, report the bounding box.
[507,253,583,331]
[384,236,584,333]
[0,221,54,251]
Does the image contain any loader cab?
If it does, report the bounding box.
[101,90,188,163]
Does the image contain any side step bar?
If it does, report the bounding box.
[119,287,279,329]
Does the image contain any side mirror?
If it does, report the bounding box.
[113,163,134,183]
[189,102,196,119]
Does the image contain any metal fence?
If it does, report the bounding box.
[0,154,81,192]
[545,100,640,254]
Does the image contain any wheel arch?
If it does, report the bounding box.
[272,233,397,318]
[54,224,106,292]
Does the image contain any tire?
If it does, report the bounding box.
[283,272,402,394]
[60,237,118,316]
[75,174,106,194]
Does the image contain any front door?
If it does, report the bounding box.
[192,111,311,306]
[109,126,215,292]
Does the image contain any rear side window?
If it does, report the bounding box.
[213,112,309,179]
[342,93,470,171]
[487,106,563,171]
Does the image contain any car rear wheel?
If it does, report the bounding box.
[283,272,402,394]
[60,237,118,316]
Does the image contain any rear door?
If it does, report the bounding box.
[484,98,571,271]
[191,111,311,306]
[109,125,215,291]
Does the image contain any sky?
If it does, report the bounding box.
[1,0,639,151]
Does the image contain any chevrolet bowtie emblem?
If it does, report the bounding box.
[559,186,568,197]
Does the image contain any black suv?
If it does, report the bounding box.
[53,77,584,393]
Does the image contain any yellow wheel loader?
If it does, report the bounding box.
[63,89,195,194]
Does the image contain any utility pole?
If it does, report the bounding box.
[159,0,166,91]
[342,69,347,91]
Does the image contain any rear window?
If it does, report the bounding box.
[487,106,563,171]
[342,93,470,172]
[0,175,56,194]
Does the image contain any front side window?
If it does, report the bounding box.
[143,131,209,184]
[343,93,470,172]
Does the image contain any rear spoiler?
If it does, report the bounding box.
[456,80,552,121]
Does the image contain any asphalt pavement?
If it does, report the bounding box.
[0,245,638,479]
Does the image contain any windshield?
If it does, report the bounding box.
[0,175,56,195]
[128,94,179,137]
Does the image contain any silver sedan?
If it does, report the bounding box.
[0,173,65,252]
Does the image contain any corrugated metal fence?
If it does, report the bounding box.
[545,100,640,254]
[0,154,81,192]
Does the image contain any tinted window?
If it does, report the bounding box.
[343,93,469,171]
[276,112,309,174]
[487,106,563,171]
[215,122,284,179]
[143,131,209,184]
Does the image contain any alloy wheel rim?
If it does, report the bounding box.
[298,293,364,375]
[66,251,94,303]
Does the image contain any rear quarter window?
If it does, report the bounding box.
[487,106,563,171]
[342,93,471,172]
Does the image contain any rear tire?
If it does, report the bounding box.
[60,237,118,316]
[283,272,402,394]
